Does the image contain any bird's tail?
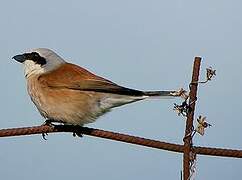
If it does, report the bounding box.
[101,90,177,109]
[142,90,176,98]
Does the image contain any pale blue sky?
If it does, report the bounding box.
[0,0,241,179]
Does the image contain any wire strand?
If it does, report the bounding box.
[0,125,241,158]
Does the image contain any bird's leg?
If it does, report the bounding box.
[72,125,83,138]
[42,119,55,126]
[41,119,56,140]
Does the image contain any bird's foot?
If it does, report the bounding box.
[42,132,48,140]
[41,120,55,140]
[72,125,83,138]
[73,131,83,138]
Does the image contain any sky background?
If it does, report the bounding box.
[0,0,241,179]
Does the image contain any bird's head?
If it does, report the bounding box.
[13,48,66,78]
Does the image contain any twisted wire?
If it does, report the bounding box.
[0,125,241,158]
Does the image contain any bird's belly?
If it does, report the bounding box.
[28,83,104,125]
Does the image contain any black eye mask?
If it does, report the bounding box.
[23,52,47,66]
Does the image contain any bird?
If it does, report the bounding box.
[13,48,177,126]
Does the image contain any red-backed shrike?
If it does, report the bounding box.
[13,48,177,126]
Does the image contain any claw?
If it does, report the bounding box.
[42,133,48,140]
[73,132,83,138]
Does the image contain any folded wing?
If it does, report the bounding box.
[38,63,146,97]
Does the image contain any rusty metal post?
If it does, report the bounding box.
[183,57,201,180]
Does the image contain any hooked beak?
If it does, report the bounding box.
[12,54,26,63]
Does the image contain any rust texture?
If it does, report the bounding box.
[183,57,201,180]
[0,125,241,158]
[0,125,184,153]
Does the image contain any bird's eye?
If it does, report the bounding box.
[25,52,47,66]
[32,52,39,57]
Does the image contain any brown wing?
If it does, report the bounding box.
[38,63,145,96]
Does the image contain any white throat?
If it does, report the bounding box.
[24,60,44,78]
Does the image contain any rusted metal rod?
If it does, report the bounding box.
[183,57,201,180]
[0,125,242,158]
[0,125,184,153]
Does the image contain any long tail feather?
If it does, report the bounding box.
[143,90,176,97]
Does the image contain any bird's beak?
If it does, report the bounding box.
[12,54,26,63]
